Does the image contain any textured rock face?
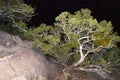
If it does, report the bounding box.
[0,31,57,80]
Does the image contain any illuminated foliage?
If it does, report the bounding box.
[28,9,120,67]
[0,1,119,70]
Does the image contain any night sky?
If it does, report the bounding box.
[25,0,120,35]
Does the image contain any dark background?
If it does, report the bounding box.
[25,0,120,35]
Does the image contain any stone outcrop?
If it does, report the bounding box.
[0,30,57,80]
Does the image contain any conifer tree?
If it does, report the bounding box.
[0,0,34,34]
[30,9,120,67]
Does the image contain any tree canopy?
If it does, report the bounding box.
[0,0,34,35]
[25,9,120,68]
[0,0,120,72]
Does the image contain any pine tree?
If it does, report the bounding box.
[30,9,120,68]
[0,0,34,34]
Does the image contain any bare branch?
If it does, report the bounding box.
[78,36,89,41]
[82,39,92,45]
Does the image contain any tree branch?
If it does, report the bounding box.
[78,36,89,41]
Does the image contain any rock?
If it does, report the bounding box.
[56,66,115,80]
[0,30,17,48]
[0,31,57,80]
[87,70,113,80]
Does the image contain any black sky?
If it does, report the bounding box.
[25,0,120,34]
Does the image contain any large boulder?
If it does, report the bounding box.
[0,30,57,80]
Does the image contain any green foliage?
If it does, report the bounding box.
[103,47,120,67]
[67,75,72,80]
[19,4,34,15]
[0,0,34,35]
[26,8,120,67]
[0,0,5,8]
[0,1,119,71]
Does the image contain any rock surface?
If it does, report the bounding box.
[0,30,57,80]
